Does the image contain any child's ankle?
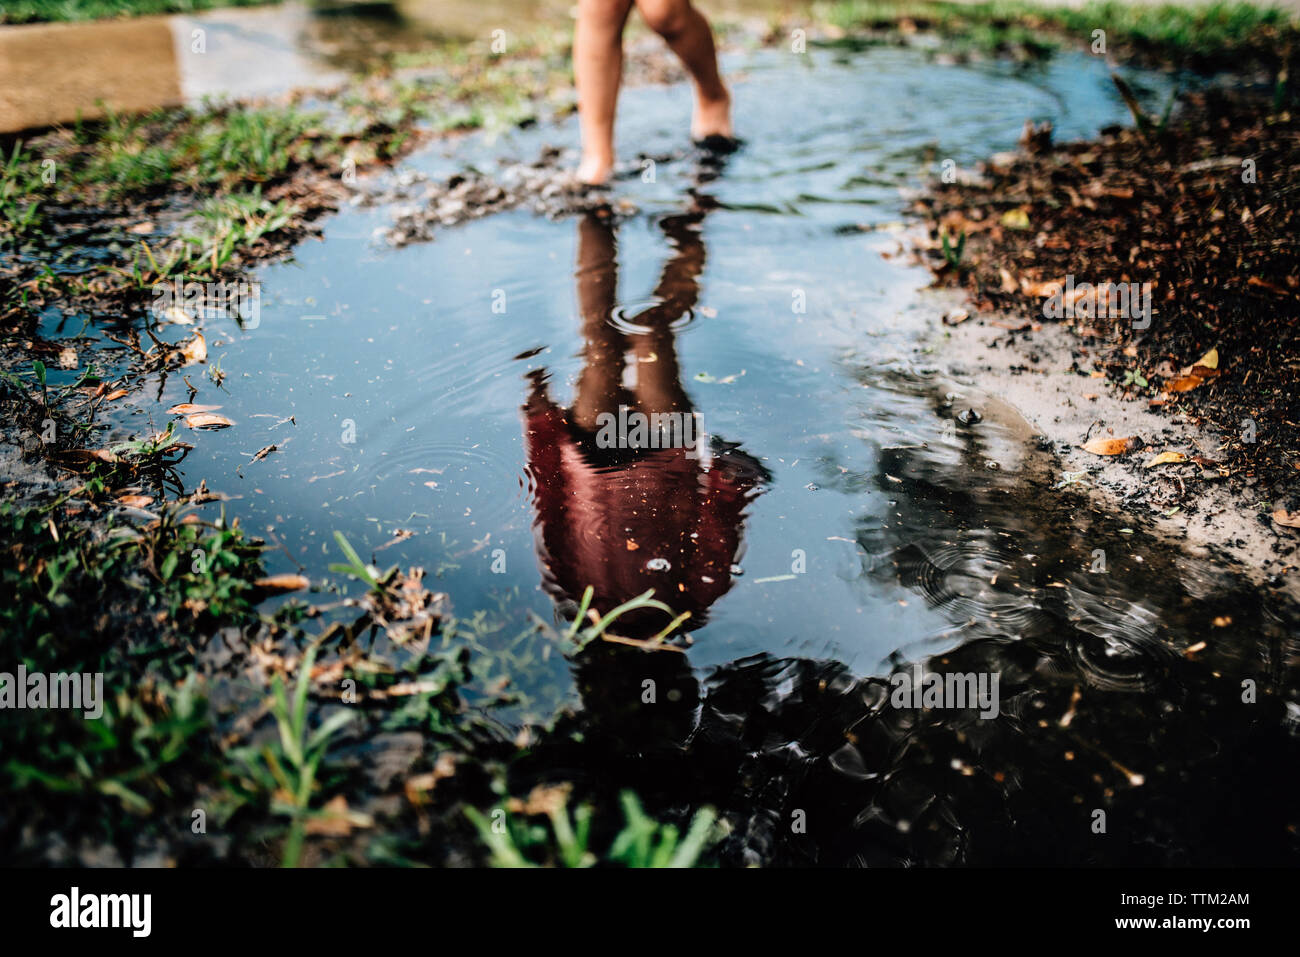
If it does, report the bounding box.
[577,152,614,186]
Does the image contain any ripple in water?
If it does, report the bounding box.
[344,439,530,532]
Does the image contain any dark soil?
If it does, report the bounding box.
[914,86,1300,503]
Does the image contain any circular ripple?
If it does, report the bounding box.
[905,539,1051,636]
[347,439,530,532]
[607,298,697,336]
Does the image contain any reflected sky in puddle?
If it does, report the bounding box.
[100,45,1214,680]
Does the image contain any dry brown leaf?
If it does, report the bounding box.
[168,402,221,415]
[303,795,370,836]
[1272,509,1300,529]
[1021,277,1065,298]
[179,331,206,366]
[246,444,277,465]
[1168,375,1203,392]
[116,494,154,508]
[507,782,572,817]
[404,753,458,806]
[159,306,193,326]
[1082,436,1137,456]
[53,448,120,466]
[254,573,311,593]
[1194,347,1219,370]
[1145,451,1187,468]
[185,412,233,429]
[105,389,129,401]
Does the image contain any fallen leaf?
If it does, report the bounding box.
[105,388,129,401]
[303,795,370,836]
[508,783,572,817]
[179,331,206,366]
[1082,436,1137,456]
[254,573,311,593]
[404,753,458,806]
[1168,375,1203,392]
[1145,451,1187,467]
[1021,277,1065,298]
[185,412,233,429]
[1194,347,1219,370]
[1272,509,1300,529]
[116,494,154,508]
[159,306,194,325]
[1000,208,1031,230]
[52,448,119,466]
[168,403,221,415]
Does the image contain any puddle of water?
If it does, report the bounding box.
[86,46,1182,670]
[35,45,1300,862]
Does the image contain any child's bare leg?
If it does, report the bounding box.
[635,0,731,140]
[575,0,634,185]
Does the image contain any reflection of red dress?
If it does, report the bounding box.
[523,385,766,637]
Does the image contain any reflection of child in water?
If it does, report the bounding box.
[523,211,768,638]
[573,0,733,185]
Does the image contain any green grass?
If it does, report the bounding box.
[0,0,274,25]
[815,0,1298,64]
[467,790,721,868]
[0,497,266,858]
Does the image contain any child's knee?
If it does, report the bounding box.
[579,0,632,30]
[637,0,693,40]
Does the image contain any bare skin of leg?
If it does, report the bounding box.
[575,0,731,185]
[574,0,634,187]
[635,0,731,142]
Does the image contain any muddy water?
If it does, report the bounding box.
[48,45,1300,863]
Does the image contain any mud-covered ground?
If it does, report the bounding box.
[913,84,1300,585]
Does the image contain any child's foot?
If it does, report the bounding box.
[690,87,732,143]
[576,153,614,187]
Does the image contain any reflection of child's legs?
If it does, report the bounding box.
[635,0,731,140]
[572,215,632,429]
[575,0,634,185]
